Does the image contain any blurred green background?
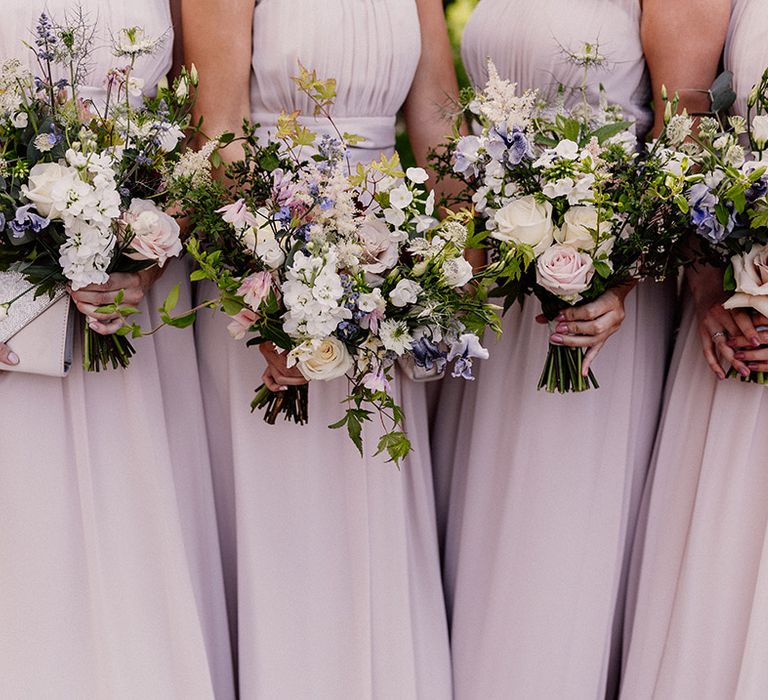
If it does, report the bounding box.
[396,0,478,167]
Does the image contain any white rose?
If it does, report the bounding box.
[536,244,595,303]
[122,198,182,266]
[256,239,285,269]
[492,195,555,255]
[389,279,422,307]
[752,115,768,148]
[21,162,68,219]
[294,338,354,381]
[556,205,612,253]
[723,243,768,317]
[442,256,473,287]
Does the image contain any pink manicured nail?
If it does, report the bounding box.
[550,334,564,344]
[752,337,761,347]
[7,352,19,365]
[734,352,746,360]
[741,368,751,377]
[555,323,569,333]
[555,314,566,321]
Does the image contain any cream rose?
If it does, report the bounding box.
[492,195,555,255]
[556,205,613,253]
[723,243,768,317]
[123,199,182,266]
[294,338,353,381]
[21,162,68,219]
[536,244,595,302]
[359,218,398,274]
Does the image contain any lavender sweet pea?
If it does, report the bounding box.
[8,204,49,238]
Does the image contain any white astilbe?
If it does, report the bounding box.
[170,139,218,187]
[472,59,538,132]
[0,60,32,118]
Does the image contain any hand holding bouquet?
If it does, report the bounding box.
[163,69,500,463]
[445,57,693,392]
[0,12,196,370]
[683,68,768,383]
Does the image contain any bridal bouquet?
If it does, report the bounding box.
[446,59,692,392]
[0,12,196,370]
[154,69,499,462]
[684,67,768,383]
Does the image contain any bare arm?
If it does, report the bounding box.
[642,0,730,137]
[402,0,462,171]
[182,0,254,150]
[643,0,752,379]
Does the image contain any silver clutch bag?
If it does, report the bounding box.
[397,355,446,383]
[0,271,75,377]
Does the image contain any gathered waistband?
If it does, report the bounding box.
[250,112,397,155]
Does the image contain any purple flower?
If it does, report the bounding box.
[410,336,447,372]
[486,125,533,167]
[8,204,49,238]
[447,333,489,380]
[453,135,482,177]
[747,177,768,203]
[687,183,735,244]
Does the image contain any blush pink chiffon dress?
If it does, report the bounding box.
[0,2,233,698]
[431,1,676,697]
[621,2,768,697]
[193,1,452,697]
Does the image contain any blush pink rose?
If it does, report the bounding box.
[226,308,258,340]
[536,244,594,303]
[123,199,182,266]
[358,218,399,274]
[238,271,272,311]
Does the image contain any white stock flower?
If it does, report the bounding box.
[359,288,386,314]
[389,184,414,210]
[406,167,429,184]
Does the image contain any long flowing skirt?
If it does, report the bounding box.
[195,297,452,699]
[0,261,233,699]
[621,299,768,699]
[434,280,675,699]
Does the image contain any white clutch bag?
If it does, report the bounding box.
[0,271,75,377]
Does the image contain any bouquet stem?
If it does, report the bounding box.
[82,322,136,372]
[727,367,768,385]
[537,343,599,393]
[251,383,310,425]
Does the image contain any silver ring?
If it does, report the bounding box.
[711,331,727,342]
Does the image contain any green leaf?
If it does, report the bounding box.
[589,121,633,144]
[723,263,736,292]
[593,260,613,279]
[163,284,180,314]
[375,431,412,465]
